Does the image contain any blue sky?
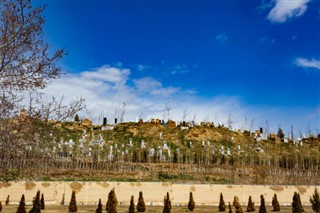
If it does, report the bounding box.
[36,0,320,136]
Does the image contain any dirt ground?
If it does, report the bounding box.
[0,205,314,213]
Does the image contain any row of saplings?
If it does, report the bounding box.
[0,188,319,212]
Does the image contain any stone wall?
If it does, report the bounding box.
[0,181,317,206]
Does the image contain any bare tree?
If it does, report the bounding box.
[164,101,171,122]
[227,113,233,129]
[119,102,126,123]
[244,116,248,130]
[250,117,255,132]
[0,0,64,115]
[191,110,198,125]
[0,0,84,173]
[265,120,270,136]
[182,105,189,123]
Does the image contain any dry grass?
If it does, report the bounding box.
[0,205,313,213]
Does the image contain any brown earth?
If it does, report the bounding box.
[0,205,313,213]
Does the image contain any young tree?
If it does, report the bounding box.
[259,195,266,213]
[292,192,303,213]
[163,192,172,213]
[310,187,320,212]
[233,196,244,213]
[95,199,102,213]
[272,194,280,212]
[5,195,9,205]
[29,191,41,213]
[61,193,65,205]
[247,196,255,212]
[106,188,117,213]
[68,191,77,212]
[129,196,135,213]
[219,193,226,212]
[17,194,26,213]
[40,193,45,210]
[229,202,233,213]
[188,192,195,211]
[298,193,304,212]
[137,191,146,212]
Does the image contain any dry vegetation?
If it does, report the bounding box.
[1,121,319,185]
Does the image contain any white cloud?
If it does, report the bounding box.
[267,0,310,23]
[42,66,182,122]
[295,57,320,70]
[133,77,162,91]
[41,65,319,134]
[135,64,151,72]
[133,77,179,97]
[170,64,188,75]
[81,66,130,84]
[215,33,229,44]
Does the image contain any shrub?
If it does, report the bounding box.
[137,191,146,212]
[29,190,41,213]
[61,193,65,205]
[17,194,26,213]
[129,196,135,213]
[219,193,226,212]
[106,188,117,213]
[272,193,280,212]
[292,192,304,213]
[163,192,172,213]
[5,195,9,205]
[68,191,77,212]
[233,196,244,213]
[247,196,255,212]
[259,195,266,213]
[310,187,320,212]
[95,199,102,213]
[298,193,304,212]
[40,193,45,210]
[229,202,233,213]
[188,192,195,211]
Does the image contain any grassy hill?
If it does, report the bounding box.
[1,119,319,184]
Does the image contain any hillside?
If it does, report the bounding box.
[1,119,319,185]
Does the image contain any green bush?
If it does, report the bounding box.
[272,193,280,211]
[310,187,320,212]
[188,192,195,212]
[229,202,233,213]
[233,196,243,213]
[95,199,102,213]
[16,194,26,213]
[129,196,135,213]
[40,193,45,210]
[106,188,117,213]
[219,193,226,212]
[292,192,303,213]
[29,191,41,213]
[68,191,77,212]
[5,195,9,205]
[137,191,146,212]
[259,195,266,213]
[246,196,255,212]
[163,192,172,213]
